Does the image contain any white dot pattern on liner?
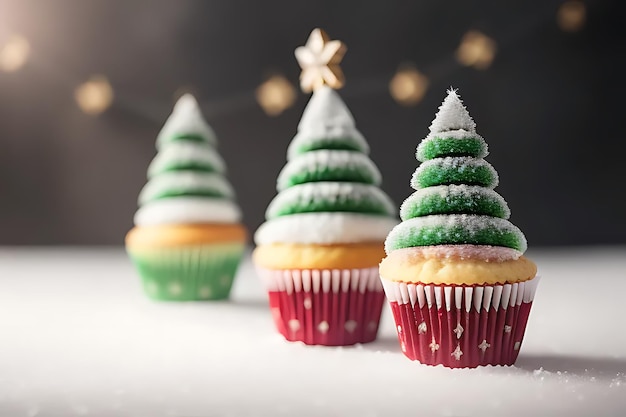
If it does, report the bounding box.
[514,342,521,351]
[288,320,300,332]
[453,323,464,339]
[254,212,398,245]
[478,340,491,353]
[367,321,378,332]
[199,287,212,298]
[451,345,463,361]
[504,325,512,333]
[318,321,329,333]
[146,282,158,295]
[168,282,182,296]
[303,298,312,310]
[344,320,357,333]
[429,339,440,353]
[417,322,427,334]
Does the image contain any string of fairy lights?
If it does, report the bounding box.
[0,0,587,118]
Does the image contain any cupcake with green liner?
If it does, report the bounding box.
[126,94,246,301]
[379,88,539,368]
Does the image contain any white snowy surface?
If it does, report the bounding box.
[1,245,625,417]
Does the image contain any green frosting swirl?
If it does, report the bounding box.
[416,136,488,162]
[411,157,498,189]
[385,89,528,253]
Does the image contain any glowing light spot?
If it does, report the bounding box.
[74,75,114,115]
[255,74,296,116]
[389,65,429,106]
[456,30,497,70]
[557,1,586,32]
[0,35,30,72]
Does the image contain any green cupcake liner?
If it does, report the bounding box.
[127,242,245,301]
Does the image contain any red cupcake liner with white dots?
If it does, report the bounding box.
[257,267,386,346]
[380,276,540,368]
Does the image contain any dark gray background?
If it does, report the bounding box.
[0,0,623,247]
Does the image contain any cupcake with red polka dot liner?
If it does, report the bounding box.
[252,29,398,346]
[379,88,540,368]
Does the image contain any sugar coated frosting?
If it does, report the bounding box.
[384,88,529,258]
[254,212,398,245]
[134,94,241,226]
[255,86,397,245]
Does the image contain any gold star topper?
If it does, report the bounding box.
[294,28,347,93]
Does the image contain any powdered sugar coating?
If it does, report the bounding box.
[156,94,218,149]
[400,185,510,221]
[276,150,381,191]
[416,132,488,162]
[385,214,527,253]
[428,88,476,133]
[138,171,234,205]
[147,141,226,178]
[411,157,499,189]
[265,182,396,219]
[286,87,369,160]
[254,212,398,245]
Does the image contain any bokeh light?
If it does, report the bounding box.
[557,0,586,32]
[456,30,497,70]
[255,74,296,116]
[0,35,31,73]
[74,75,114,115]
[389,65,429,106]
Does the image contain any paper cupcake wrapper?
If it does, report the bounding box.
[257,267,386,346]
[381,276,540,368]
[127,242,245,301]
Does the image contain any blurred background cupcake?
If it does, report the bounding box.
[252,29,398,345]
[125,94,247,301]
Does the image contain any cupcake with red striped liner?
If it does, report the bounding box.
[379,88,539,368]
[253,29,398,346]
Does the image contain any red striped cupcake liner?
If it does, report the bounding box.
[380,276,540,368]
[257,267,386,346]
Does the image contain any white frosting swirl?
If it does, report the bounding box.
[254,212,398,245]
[134,197,241,226]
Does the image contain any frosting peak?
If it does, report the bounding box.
[156,94,218,149]
[429,88,476,133]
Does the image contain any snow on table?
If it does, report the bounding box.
[0,246,625,417]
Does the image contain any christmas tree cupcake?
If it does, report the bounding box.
[125,94,247,301]
[380,88,539,368]
[253,29,398,346]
